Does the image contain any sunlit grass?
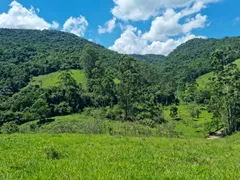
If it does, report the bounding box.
[30,69,86,88]
[0,133,239,179]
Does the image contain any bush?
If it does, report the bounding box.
[82,107,106,119]
[45,146,62,160]
[54,102,73,116]
[105,105,123,120]
[170,106,178,118]
[1,122,19,134]
[138,119,155,128]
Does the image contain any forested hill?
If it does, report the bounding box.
[131,37,240,87]
[0,29,120,96]
[153,37,240,85]
[1,28,240,135]
[132,54,166,63]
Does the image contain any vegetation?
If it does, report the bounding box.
[1,28,240,179]
[1,29,240,136]
[0,133,239,179]
[30,69,86,88]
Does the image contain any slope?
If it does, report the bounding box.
[30,70,86,88]
[132,54,166,63]
[158,37,240,87]
[0,29,120,96]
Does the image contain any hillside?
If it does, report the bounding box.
[30,70,86,88]
[0,29,119,96]
[132,54,166,63]
[1,29,240,97]
[1,29,240,137]
[161,37,240,85]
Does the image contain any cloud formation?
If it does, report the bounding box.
[108,0,218,55]
[62,16,88,37]
[98,17,116,34]
[0,1,58,30]
[111,0,218,21]
[109,25,206,56]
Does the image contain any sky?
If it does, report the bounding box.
[0,0,239,56]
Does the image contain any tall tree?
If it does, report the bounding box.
[210,50,240,134]
[117,56,143,120]
[81,45,116,107]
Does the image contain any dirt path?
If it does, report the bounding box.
[207,136,221,140]
[207,128,225,140]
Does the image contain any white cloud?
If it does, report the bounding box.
[51,21,60,29]
[98,17,116,34]
[109,26,148,54]
[142,8,207,41]
[109,0,214,55]
[181,1,206,17]
[183,14,207,33]
[62,16,88,37]
[144,34,206,55]
[109,25,206,56]
[111,0,219,21]
[0,1,58,30]
[142,9,182,41]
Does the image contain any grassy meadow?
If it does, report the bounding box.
[0,133,239,179]
[30,69,86,88]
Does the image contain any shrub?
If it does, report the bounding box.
[45,146,62,160]
[1,122,19,134]
[170,106,178,118]
[138,119,155,128]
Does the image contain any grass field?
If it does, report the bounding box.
[30,69,86,88]
[0,133,239,179]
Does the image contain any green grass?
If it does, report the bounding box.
[196,72,214,90]
[30,69,86,88]
[163,103,213,138]
[0,133,239,179]
[29,69,120,88]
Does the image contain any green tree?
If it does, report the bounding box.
[57,70,85,112]
[31,99,50,120]
[117,56,143,120]
[210,50,240,134]
[54,101,73,116]
[81,45,116,107]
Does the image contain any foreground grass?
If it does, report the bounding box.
[0,133,239,179]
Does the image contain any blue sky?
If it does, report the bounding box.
[0,0,239,55]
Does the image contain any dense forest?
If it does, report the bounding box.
[0,29,240,135]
